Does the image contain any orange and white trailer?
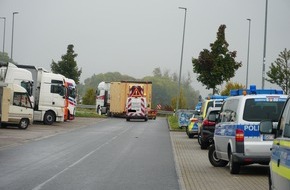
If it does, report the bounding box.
[125,85,148,121]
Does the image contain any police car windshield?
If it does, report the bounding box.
[206,101,223,114]
[243,98,285,122]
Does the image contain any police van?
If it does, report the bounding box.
[260,95,290,189]
[208,85,287,174]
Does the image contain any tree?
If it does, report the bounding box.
[171,88,187,109]
[82,88,95,105]
[152,67,162,77]
[266,48,290,94]
[0,52,14,63]
[192,25,242,94]
[220,81,245,96]
[51,44,82,84]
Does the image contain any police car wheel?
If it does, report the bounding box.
[208,144,228,167]
[229,152,240,174]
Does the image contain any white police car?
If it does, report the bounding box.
[208,85,287,174]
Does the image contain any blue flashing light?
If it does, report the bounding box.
[250,85,256,94]
[230,85,284,96]
[206,95,228,100]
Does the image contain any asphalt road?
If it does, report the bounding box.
[0,118,179,190]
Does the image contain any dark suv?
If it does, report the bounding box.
[198,107,220,149]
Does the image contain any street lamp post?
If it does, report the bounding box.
[262,0,268,89]
[246,19,251,88]
[176,7,187,114]
[11,12,19,60]
[0,17,6,53]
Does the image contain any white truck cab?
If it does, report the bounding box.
[208,85,287,174]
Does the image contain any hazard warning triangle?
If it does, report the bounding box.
[131,87,142,97]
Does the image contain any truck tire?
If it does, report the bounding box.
[126,118,130,122]
[18,118,29,129]
[229,152,240,174]
[208,144,228,167]
[44,111,55,125]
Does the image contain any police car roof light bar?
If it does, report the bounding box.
[206,95,228,100]
[230,85,284,96]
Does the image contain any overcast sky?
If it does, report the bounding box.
[1,0,290,97]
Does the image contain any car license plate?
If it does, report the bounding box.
[262,134,274,141]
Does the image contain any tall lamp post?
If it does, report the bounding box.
[262,0,268,89]
[11,11,19,60]
[246,18,251,88]
[176,7,187,114]
[0,17,6,53]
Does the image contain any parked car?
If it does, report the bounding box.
[198,107,220,149]
[186,115,202,138]
[208,86,287,174]
[259,95,290,190]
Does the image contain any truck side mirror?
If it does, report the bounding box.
[259,120,273,134]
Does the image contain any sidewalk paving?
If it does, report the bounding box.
[170,131,268,190]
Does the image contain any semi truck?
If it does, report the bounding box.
[96,81,110,114]
[64,78,77,121]
[96,81,152,117]
[17,65,68,125]
[0,62,34,100]
[33,68,66,125]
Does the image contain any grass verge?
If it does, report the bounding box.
[76,108,107,118]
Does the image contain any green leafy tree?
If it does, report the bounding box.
[82,88,96,105]
[220,81,245,96]
[192,24,242,94]
[266,48,290,94]
[51,44,82,84]
[0,52,14,63]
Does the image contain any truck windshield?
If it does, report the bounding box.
[21,81,33,97]
[243,98,286,122]
[68,86,76,99]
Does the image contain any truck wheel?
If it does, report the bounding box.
[229,152,240,174]
[18,118,29,129]
[126,118,130,122]
[208,144,228,167]
[44,111,55,125]
[145,118,148,122]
